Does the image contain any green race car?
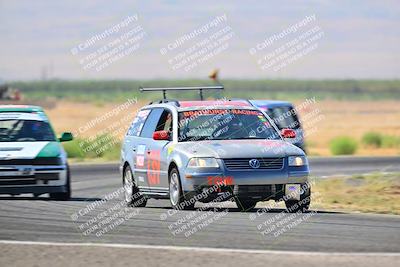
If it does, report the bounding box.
[0,105,73,200]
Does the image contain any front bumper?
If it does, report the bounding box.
[0,164,67,194]
[181,158,309,193]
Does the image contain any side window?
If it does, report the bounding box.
[140,108,164,138]
[127,109,151,136]
[155,109,173,133]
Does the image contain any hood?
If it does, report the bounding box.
[175,139,304,158]
[0,141,61,159]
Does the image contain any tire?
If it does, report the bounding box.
[123,165,147,207]
[285,184,311,213]
[169,168,195,210]
[49,164,71,201]
[235,198,258,211]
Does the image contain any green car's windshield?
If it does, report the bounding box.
[0,119,56,142]
[178,109,281,142]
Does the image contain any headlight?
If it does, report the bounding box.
[187,157,219,168]
[288,156,307,166]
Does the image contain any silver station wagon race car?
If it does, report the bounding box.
[121,87,311,212]
[0,105,73,200]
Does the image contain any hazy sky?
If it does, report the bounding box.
[0,0,399,80]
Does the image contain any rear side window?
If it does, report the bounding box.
[139,108,164,138]
[127,109,151,136]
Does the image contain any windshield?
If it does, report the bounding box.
[178,109,281,142]
[0,119,56,142]
[258,106,300,130]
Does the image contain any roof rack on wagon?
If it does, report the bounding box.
[139,85,224,102]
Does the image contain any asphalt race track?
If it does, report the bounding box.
[0,156,399,266]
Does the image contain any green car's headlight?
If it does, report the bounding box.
[187,157,219,168]
[288,156,307,166]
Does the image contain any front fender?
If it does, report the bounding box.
[168,150,191,190]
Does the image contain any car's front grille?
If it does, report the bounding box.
[36,173,60,180]
[0,177,36,186]
[233,184,285,200]
[0,157,62,166]
[234,185,273,194]
[0,173,60,186]
[223,157,284,170]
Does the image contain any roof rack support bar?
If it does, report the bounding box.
[139,85,223,100]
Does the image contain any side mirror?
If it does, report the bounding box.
[59,132,73,142]
[153,130,170,141]
[281,129,296,139]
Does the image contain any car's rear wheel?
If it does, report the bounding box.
[49,164,71,201]
[285,185,311,213]
[123,165,147,207]
[235,198,258,211]
[169,168,195,210]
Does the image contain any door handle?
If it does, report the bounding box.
[132,147,136,152]
[147,149,151,154]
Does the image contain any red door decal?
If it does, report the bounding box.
[147,150,161,185]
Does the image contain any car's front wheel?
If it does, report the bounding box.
[49,164,71,201]
[123,165,147,207]
[169,168,195,210]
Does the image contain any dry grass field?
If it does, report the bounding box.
[293,100,400,156]
[44,100,400,156]
[312,172,400,214]
[260,172,400,215]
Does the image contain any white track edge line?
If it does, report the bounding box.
[0,240,399,256]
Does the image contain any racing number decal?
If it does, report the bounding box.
[147,150,161,185]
